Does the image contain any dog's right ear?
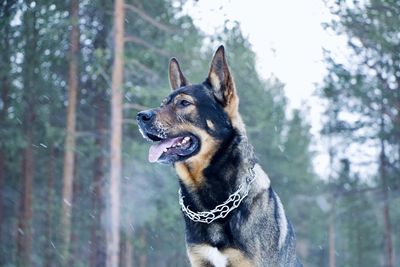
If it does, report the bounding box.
[206,45,237,107]
[169,58,190,90]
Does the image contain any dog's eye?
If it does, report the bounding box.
[177,99,192,108]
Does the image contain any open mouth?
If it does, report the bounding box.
[147,134,199,163]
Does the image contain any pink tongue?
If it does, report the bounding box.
[148,137,182,163]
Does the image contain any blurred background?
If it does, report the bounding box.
[0,0,399,266]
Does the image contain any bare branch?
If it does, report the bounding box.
[124,3,177,34]
[75,131,97,138]
[123,103,149,110]
[98,66,112,89]
[123,119,138,125]
[126,58,159,77]
[124,35,170,57]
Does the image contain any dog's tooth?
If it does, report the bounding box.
[163,148,168,152]
[182,139,187,144]
[184,136,190,141]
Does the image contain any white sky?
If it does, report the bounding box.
[183,0,350,178]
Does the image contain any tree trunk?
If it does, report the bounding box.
[139,229,147,267]
[327,136,336,267]
[355,212,362,267]
[125,240,133,267]
[61,0,79,263]
[90,93,106,267]
[380,105,394,267]
[0,120,5,266]
[69,157,82,266]
[119,234,133,267]
[106,0,124,266]
[0,152,4,245]
[396,68,400,177]
[45,146,56,267]
[17,4,37,265]
[0,0,13,251]
[89,4,109,265]
[17,132,34,267]
[328,200,336,267]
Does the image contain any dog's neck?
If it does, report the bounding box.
[175,131,256,212]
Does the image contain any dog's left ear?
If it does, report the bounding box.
[169,58,190,90]
[207,45,237,108]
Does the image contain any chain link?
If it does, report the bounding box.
[178,165,256,224]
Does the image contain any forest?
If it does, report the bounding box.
[0,0,399,266]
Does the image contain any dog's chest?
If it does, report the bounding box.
[188,243,253,267]
[193,245,228,267]
[207,223,225,245]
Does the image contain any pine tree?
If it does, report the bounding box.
[320,1,400,265]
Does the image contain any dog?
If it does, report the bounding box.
[137,46,302,267]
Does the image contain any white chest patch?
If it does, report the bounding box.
[254,164,271,189]
[275,193,288,249]
[197,246,227,267]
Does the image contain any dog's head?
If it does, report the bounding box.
[137,46,244,165]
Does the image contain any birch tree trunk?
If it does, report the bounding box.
[61,0,79,263]
[107,0,124,266]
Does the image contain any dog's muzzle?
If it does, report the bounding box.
[136,109,165,142]
[137,109,155,125]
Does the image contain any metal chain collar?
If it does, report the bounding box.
[178,164,256,224]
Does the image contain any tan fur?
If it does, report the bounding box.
[155,94,196,130]
[223,87,246,134]
[175,162,203,189]
[206,120,215,131]
[175,126,219,189]
[222,248,254,267]
[156,111,173,127]
[174,94,195,105]
[209,72,221,94]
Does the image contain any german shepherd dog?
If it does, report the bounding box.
[137,46,302,267]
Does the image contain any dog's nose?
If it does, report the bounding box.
[137,110,155,123]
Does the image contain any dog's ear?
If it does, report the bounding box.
[207,46,245,132]
[207,45,237,107]
[169,58,190,90]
